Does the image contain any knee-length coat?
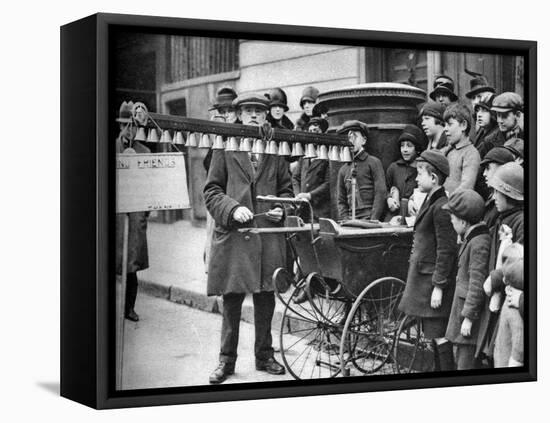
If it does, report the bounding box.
[398,187,458,318]
[204,150,293,296]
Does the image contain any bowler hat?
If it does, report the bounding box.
[480,147,516,166]
[465,74,495,99]
[417,149,450,177]
[491,92,523,113]
[232,93,270,110]
[305,116,329,133]
[337,120,370,138]
[398,124,427,152]
[266,88,289,111]
[442,189,485,223]
[300,86,320,108]
[503,137,524,159]
[419,101,446,122]
[209,86,238,111]
[488,162,524,201]
[116,101,134,123]
[429,75,458,102]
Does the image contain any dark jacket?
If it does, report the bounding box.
[115,137,150,274]
[386,159,418,199]
[475,206,524,358]
[445,223,491,345]
[204,150,293,296]
[295,112,310,131]
[337,149,387,221]
[292,158,331,221]
[473,123,501,159]
[483,195,499,231]
[267,113,295,130]
[427,130,448,151]
[398,187,458,318]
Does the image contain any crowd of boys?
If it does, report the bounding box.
[116,72,526,384]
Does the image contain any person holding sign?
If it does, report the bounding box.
[115,101,151,322]
[204,93,293,384]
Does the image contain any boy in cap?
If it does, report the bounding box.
[292,117,331,221]
[480,147,516,229]
[266,87,294,130]
[443,189,491,370]
[443,103,481,194]
[503,137,524,167]
[385,124,426,220]
[336,120,387,221]
[492,92,524,143]
[419,101,448,151]
[398,150,457,371]
[429,75,458,107]
[295,86,320,131]
[115,101,151,322]
[475,162,524,363]
[204,93,293,384]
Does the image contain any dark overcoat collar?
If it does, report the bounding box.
[458,222,490,258]
[414,186,447,228]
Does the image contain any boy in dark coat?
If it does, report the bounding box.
[443,189,491,370]
[336,120,387,221]
[204,93,293,384]
[398,150,458,371]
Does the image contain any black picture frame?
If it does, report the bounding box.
[60,12,537,409]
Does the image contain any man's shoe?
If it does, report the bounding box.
[256,357,286,375]
[125,309,139,322]
[209,362,235,384]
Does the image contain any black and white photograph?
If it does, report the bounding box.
[112,27,530,391]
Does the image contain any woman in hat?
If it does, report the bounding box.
[429,75,458,107]
[266,87,294,130]
[295,86,320,131]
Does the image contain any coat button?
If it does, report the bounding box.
[244,235,250,241]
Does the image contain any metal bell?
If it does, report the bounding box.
[161,130,172,143]
[147,128,159,142]
[225,137,239,151]
[212,135,225,150]
[187,132,198,147]
[328,145,339,161]
[318,144,329,160]
[265,141,278,155]
[174,131,185,145]
[240,138,252,152]
[278,141,291,156]
[134,127,147,141]
[291,143,304,157]
[253,139,265,155]
[304,144,317,159]
[340,146,353,162]
[199,133,212,149]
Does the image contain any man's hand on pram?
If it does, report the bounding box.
[232,206,254,223]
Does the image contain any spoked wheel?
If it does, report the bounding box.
[339,277,405,376]
[305,273,349,324]
[279,284,343,380]
[273,267,297,306]
[393,315,434,374]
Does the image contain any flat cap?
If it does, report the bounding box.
[232,93,270,110]
[305,116,329,133]
[419,101,446,121]
[488,162,524,201]
[480,147,516,166]
[442,189,485,223]
[503,137,524,159]
[491,92,523,113]
[417,149,450,177]
[337,120,370,137]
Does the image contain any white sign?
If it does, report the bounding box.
[116,152,191,213]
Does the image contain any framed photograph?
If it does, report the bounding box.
[60,13,536,409]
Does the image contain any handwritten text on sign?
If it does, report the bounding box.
[116,152,190,213]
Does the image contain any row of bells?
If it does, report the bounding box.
[133,127,353,162]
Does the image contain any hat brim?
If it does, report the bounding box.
[234,101,269,110]
[417,156,449,177]
[429,88,458,102]
[116,117,132,123]
[305,119,329,133]
[209,102,236,111]
[491,106,516,113]
[300,97,316,108]
[269,102,289,112]
[465,86,495,99]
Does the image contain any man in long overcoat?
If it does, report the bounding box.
[204,93,293,384]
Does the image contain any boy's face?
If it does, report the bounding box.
[303,101,315,116]
[476,107,492,128]
[416,164,436,193]
[239,105,267,126]
[217,106,237,124]
[400,140,416,162]
[270,105,285,120]
[348,130,366,153]
[496,111,520,132]
[445,117,467,145]
[483,162,500,186]
[435,93,452,106]
[308,123,322,134]
[421,115,440,137]
[493,190,513,213]
[450,213,467,236]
